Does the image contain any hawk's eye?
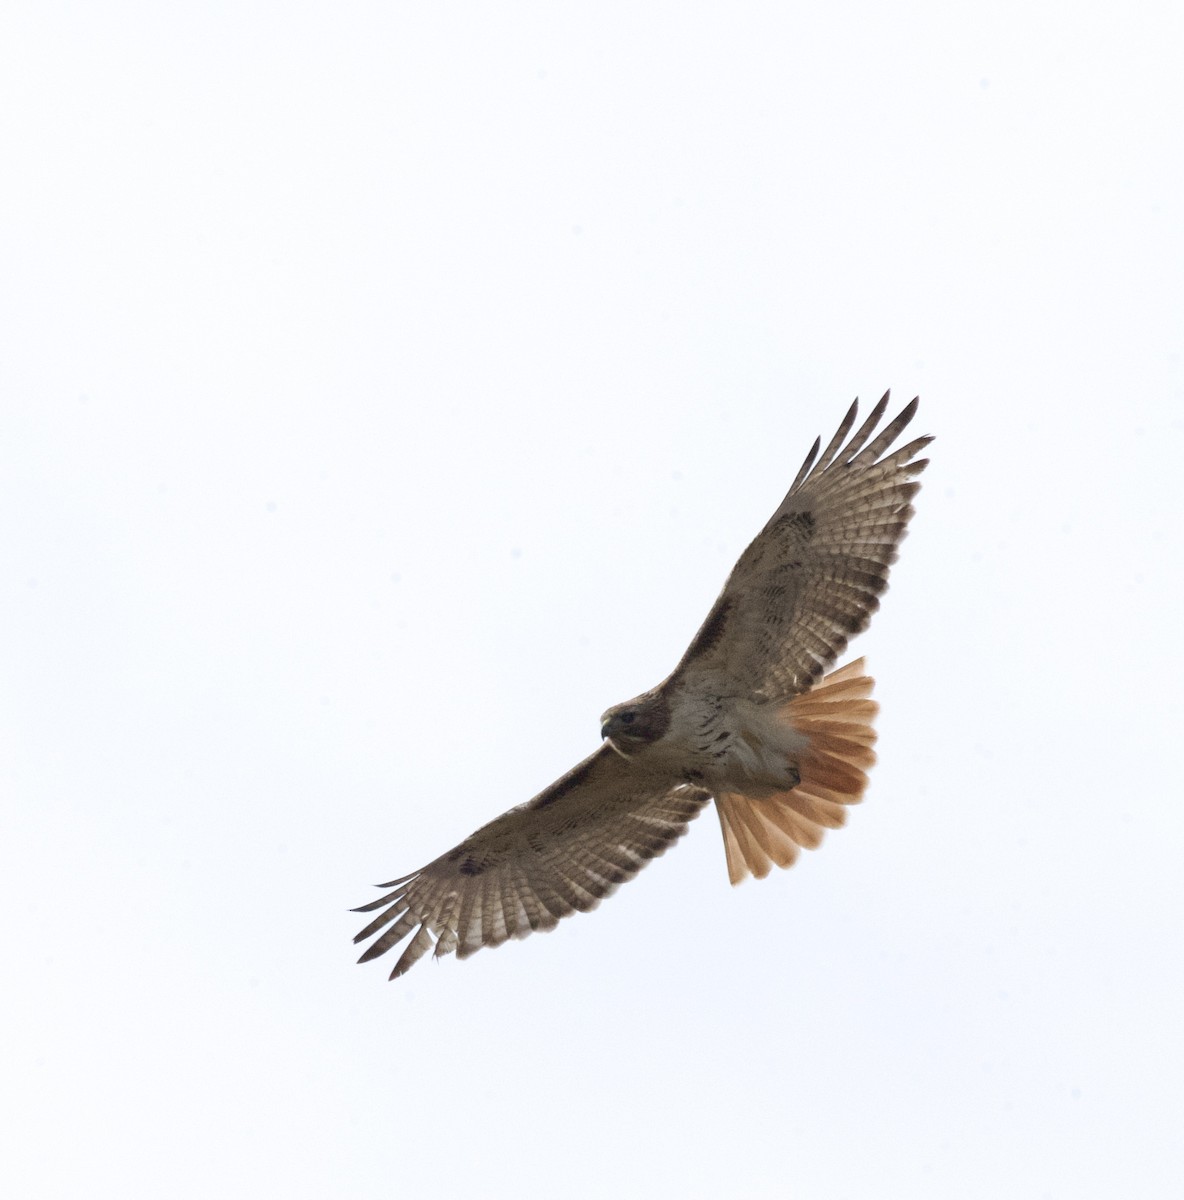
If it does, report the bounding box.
[621,711,636,726]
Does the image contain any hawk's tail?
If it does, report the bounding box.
[715,658,878,886]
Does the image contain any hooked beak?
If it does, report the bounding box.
[600,713,629,756]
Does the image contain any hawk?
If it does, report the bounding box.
[354,393,932,978]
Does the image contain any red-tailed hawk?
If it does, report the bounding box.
[355,394,932,978]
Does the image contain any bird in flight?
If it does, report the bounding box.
[354,393,932,978]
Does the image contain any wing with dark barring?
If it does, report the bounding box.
[353,746,710,978]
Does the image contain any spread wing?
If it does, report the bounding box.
[353,747,710,978]
[670,393,931,701]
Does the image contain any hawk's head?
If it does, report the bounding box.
[600,691,671,757]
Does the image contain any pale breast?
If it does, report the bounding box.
[665,691,808,795]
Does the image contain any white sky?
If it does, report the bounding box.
[3,3,1183,1198]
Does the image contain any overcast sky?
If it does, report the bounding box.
[4,4,1183,1198]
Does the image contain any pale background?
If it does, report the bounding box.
[3,4,1182,1198]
